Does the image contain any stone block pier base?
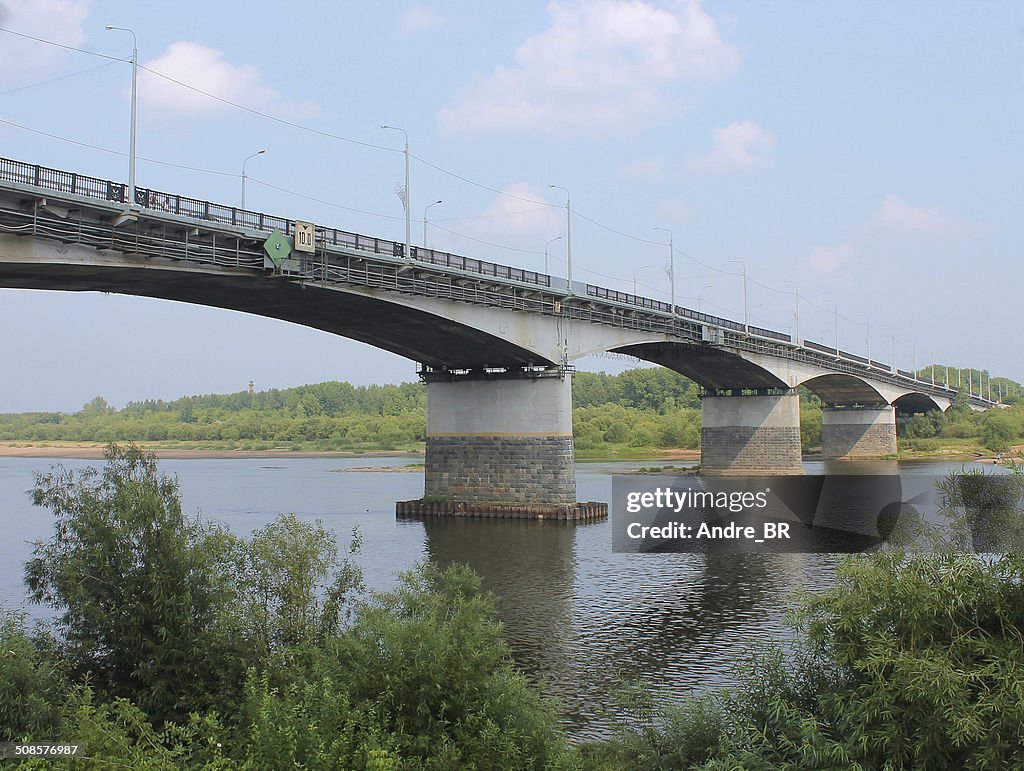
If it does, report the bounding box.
[701,390,803,475]
[821,405,898,459]
[403,368,606,519]
[396,499,607,522]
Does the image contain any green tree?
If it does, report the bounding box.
[981,409,1016,452]
[231,516,363,658]
[25,443,238,723]
[0,613,66,741]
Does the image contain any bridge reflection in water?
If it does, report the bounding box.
[420,513,835,737]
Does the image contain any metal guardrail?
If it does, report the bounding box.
[0,156,552,290]
[0,155,994,407]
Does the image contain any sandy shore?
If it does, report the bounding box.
[0,442,425,460]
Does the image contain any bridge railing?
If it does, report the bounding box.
[0,155,554,291]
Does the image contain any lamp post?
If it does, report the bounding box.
[549,185,573,293]
[783,280,801,344]
[653,227,674,310]
[105,25,138,208]
[856,312,871,363]
[381,124,411,260]
[544,236,562,274]
[422,199,442,247]
[241,149,266,210]
[822,298,839,355]
[698,284,713,315]
[632,265,649,296]
[728,259,748,332]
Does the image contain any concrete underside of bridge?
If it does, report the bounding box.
[0,244,550,369]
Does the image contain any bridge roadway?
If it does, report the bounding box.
[0,156,994,510]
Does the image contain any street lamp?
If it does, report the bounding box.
[783,280,801,345]
[422,199,442,247]
[653,227,674,310]
[241,149,266,210]
[105,25,138,208]
[698,284,713,315]
[632,265,649,296]
[882,328,896,373]
[549,185,573,293]
[822,298,839,355]
[381,124,411,260]
[856,312,871,363]
[728,259,748,332]
[543,236,562,274]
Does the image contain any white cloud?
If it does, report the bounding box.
[433,184,564,255]
[139,41,314,118]
[0,0,89,81]
[878,194,968,237]
[799,242,858,286]
[691,120,774,171]
[399,6,444,36]
[438,0,738,136]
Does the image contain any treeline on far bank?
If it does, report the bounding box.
[1,369,1022,454]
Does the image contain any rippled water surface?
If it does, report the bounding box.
[0,455,994,737]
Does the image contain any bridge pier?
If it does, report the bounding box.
[422,368,577,506]
[821,405,897,459]
[700,390,803,475]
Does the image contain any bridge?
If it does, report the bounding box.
[0,156,994,512]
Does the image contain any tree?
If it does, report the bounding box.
[25,443,238,723]
[981,410,1016,452]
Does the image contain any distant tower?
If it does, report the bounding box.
[249,380,255,396]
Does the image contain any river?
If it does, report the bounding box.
[0,454,995,738]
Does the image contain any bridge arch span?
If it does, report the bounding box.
[798,373,887,406]
[610,341,786,391]
[892,392,944,414]
[0,239,556,369]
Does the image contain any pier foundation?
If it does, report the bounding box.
[821,405,897,459]
[700,390,803,475]
[423,368,577,506]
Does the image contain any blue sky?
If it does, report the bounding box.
[0,0,1020,412]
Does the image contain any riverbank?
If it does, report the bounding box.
[1,441,1016,464]
[0,442,425,460]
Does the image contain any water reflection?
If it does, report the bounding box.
[421,510,836,736]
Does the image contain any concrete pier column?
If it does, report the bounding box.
[424,370,576,506]
[701,390,803,475]
[821,405,897,459]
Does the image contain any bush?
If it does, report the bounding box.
[0,613,65,741]
[25,443,240,723]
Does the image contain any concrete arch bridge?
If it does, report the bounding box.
[0,157,990,508]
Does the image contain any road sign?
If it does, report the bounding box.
[263,229,291,268]
[294,220,315,253]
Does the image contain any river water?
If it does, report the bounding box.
[0,455,995,738]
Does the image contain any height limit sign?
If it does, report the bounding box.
[293,220,315,253]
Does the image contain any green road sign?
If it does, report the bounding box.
[263,229,292,268]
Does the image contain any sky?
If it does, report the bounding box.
[0,0,1020,412]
